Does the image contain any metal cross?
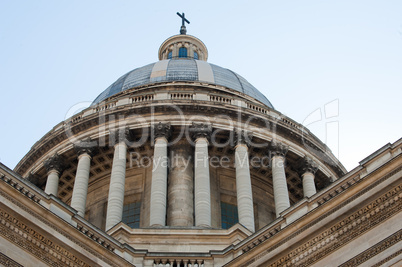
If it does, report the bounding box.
[177,12,190,27]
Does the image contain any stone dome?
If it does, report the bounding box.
[92,59,274,109]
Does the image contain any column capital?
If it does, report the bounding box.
[74,138,98,158]
[190,122,212,142]
[234,129,253,148]
[44,154,66,174]
[110,128,131,145]
[298,156,318,176]
[153,122,172,141]
[269,141,288,158]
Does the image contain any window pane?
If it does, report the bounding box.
[122,201,141,228]
[194,52,198,60]
[179,47,187,58]
[168,51,172,59]
[221,202,239,229]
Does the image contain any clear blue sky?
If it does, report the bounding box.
[1,1,401,171]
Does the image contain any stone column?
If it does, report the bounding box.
[167,140,194,226]
[70,142,97,217]
[299,157,318,198]
[44,154,65,196]
[234,130,255,232]
[106,130,128,231]
[270,142,290,217]
[150,122,172,227]
[191,123,212,227]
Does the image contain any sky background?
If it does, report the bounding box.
[0,1,401,171]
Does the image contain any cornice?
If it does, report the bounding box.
[223,153,402,266]
[0,163,137,266]
[14,98,345,180]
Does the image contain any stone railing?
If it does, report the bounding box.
[153,259,204,267]
[170,93,194,100]
[281,117,301,130]
[69,114,82,124]
[95,101,117,112]
[209,94,232,104]
[132,94,155,103]
[246,103,268,114]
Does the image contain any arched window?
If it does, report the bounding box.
[168,51,172,59]
[179,47,187,58]
[194,51,199,60]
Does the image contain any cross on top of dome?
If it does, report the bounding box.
[177,12,190,35]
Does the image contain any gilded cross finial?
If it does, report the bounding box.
[176,12,190,35]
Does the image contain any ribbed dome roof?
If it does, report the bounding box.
[92,59,274,109]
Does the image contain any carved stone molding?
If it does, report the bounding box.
[0,208,93,267]
[234,129,253,147]
[230,166,402,267]
[339,228,402,267]
[189,122,212,141]
[0,186,119,266]
[269,141,289,158]
[43,154,66,174]
[258,183,402,267]
[0,252,23,267]
[153,122,172,140]
[298,156,318,176]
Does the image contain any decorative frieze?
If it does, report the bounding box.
[0,208,92,267]
[0,252,23,267]
[339,228,402,267]
[237,166,402,267]
[0,178,119,266]
[266,183,402,267]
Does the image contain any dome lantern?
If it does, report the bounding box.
[158,34,208,61]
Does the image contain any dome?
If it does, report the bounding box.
[92,59,274,109]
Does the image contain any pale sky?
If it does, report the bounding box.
[1,1,401,171]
